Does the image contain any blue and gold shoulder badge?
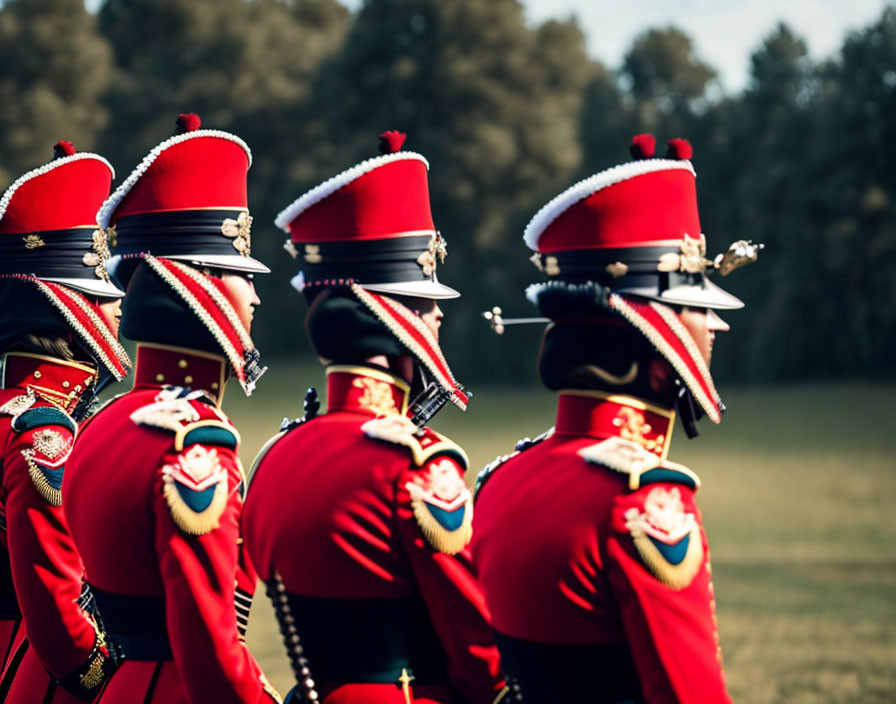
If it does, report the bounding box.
[406,457,473,555]
[132,387,240,535]
[11,404,77,506]
[622,485,704,590]
[474,427,554,501]
[580,437,703,589]
[161,443,230,535]
[361,415,472,554]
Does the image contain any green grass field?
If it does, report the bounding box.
[227,367,896,703]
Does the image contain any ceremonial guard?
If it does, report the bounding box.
[472,135,761,703]
[0,142,130,701]
[243,132,505,704]
[62,114,280,703]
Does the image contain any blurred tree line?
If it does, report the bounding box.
[1,0,894,385]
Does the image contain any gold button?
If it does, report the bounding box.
[178,359,188,369]
[33,371,42,379]
[184,375,193,385]
[74,385,82,392]
[62,380,71,388]
[211,382,219,390]
[156,373,165,382]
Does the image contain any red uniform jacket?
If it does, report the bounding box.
[472,391,731,704]
[0,352,112,703]
[244,365,504,704]
[62,344,280,704]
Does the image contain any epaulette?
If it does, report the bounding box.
[363,415,472,555]
[473,427,554,501]
[361,415,468,469]
[578,436,700,491]
[130,386,239,451]
[0,392,36,419]
[11,403,78,506]
[134,387,240,536]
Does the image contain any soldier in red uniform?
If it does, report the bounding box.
[62,114,281,703]
[243,131,505,704]
[472,135,761,703]
[0,142,131,701]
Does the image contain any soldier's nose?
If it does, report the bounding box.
[707,309,729,332]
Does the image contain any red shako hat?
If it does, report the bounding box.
[526,135,762,425]
[525,134,753,310]
[100,113,269,275]
[0,141,122,298]
[275,130,458,299]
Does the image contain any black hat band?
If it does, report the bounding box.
[0,228,102,280]
[295,235,436,286]
[113,209,251,260]
[536,245,706,291]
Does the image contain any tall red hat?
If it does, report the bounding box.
[0,142,131,383]
[100,113,269,275]
[275,132,468,415]
[525,136,762,425]
[99,114,267,395]
[525,134,755,310]
[276,130,457,299]
[0,142,122,298]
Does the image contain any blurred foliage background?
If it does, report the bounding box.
[1,0,895,385]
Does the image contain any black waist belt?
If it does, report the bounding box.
[0,553,20,621]
[89,586,172,661]
[274,592,448,685]
[493,631,642,704]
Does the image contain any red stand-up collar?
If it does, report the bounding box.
[326,365,411,417]
[133,343,227,404]
[555,390,675,460]
[1,351,98,414]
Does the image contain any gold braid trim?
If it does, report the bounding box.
[351,283,466,410]
[627,520,704,591]
[30,280,130,381]
[406,483,473,555]
[56,284,131,372]
[143,256,245,383]
[651,302,721,405]
[161,468,228,536]
[78,651,106,691]
[609,294,720,423]
[21,449,62,506]
[174,260,255,352]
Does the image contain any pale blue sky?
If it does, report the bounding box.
[82,0,892,92]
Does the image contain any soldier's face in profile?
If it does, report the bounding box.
[217,272,261,332]
[96,297,122,338]
[679,307,729,366]
[394,295,443,341]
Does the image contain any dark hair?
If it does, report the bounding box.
[537,314,676,406]
[120,261,220,353]
[304,287,403,364]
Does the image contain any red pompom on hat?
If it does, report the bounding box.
[666,138,693,160]
[629,134,656,160]
[378,130,406,154]
[98,112,268,275]
[53,141,76,159]
[175,113,202,134]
